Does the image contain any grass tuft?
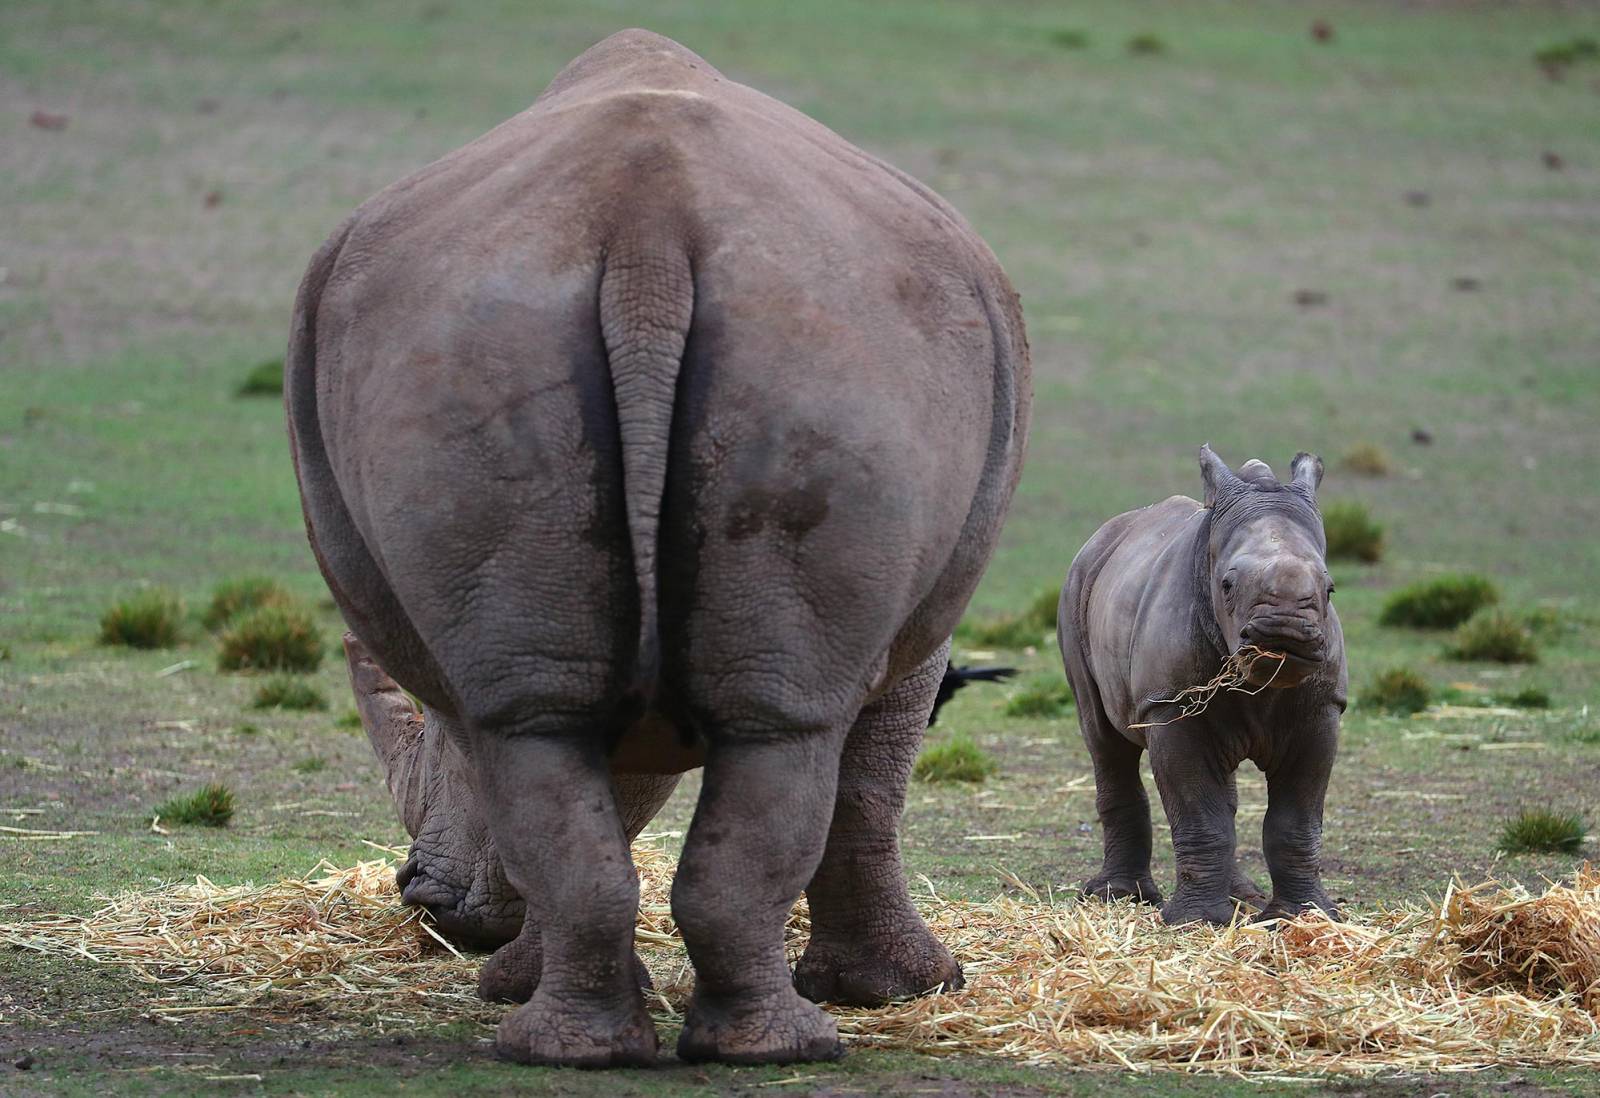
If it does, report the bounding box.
[251,675,327,711]
[913,735,997,783]
[1321,501,1384,562]
[154,783,235,827]
[1003,677,1075,719]
[203,576,295,630]
[236,358,284,396]
[1495,686,1551,710]
[1049,28,1089,49]
[1447,612,1538,664]
[1363,668,1432,715]
[1126,33,1166,55]
[959,586,1059,649]
[1534,37,1599,75]
[218,605,324,673]
[293,756,328,774]
[99,590,183,649]
[1341,442,1392,477]
[1498,809,1586,855]
[1379,574,1499,629]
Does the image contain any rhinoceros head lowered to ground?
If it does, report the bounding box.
[1198,444,1333,690]
[343,634,525,949]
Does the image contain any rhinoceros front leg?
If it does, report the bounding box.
[1257,713,1340,922]
[793,642,963,1005]
[1148,727,1245,926]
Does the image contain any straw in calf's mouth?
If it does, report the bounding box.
[1129,645,1287,729]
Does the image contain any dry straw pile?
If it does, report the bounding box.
[5,842,1600,1077]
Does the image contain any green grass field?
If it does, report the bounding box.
[3,1,1599,1093]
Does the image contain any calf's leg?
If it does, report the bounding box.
[1148,728,1243,926]
[1071,673,1160,903]
[1258,719,1340,921]
[794,643,962,1005]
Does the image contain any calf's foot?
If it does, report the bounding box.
[1082,872,1162,904]
[677,987,842,1065]
[1159,888,1246,927]
[794,925,962,1006]
[1255,890,1340,923]
[496,989,657,1068]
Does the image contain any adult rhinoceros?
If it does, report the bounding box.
[286,29,1029,1067]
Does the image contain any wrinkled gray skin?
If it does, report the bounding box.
[288,30,1029,1068]
[1058,446,1346,927]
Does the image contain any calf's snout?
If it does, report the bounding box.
[1240,613,1326,661]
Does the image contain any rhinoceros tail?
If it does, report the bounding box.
[598,236,694,700]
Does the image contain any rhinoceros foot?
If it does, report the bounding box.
[1082,872,1164,905]
[1159,891,1248,927]
[793,925,962,1006]
[495,988,658,1068]
[1255,892,1341,924]
[677,987,843,1065]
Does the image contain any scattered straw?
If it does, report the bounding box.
[0,825,99,840]
[4,847,1600,1076]
[1130,645,1286,729]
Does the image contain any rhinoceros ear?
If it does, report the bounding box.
[1290,451,1324,498]
[1199,443,1241,506]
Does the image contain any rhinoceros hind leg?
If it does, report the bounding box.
[477,771,679,1003]
[476,734,657,1068]
[673,727,847,1065]
[1065,640,1163,909]
[794,644,963,1006]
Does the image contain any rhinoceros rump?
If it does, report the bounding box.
[288,30,1029,1067]
[1057,447,1346,927]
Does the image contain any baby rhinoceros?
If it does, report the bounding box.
[1058,446,1347,926]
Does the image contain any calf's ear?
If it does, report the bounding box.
[1290,451,1324,497]
[1199,443,1239,506]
